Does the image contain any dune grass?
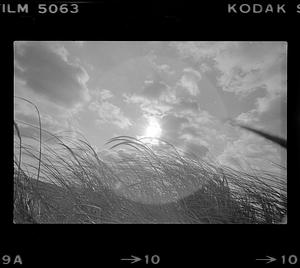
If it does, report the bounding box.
[13,100,287,224]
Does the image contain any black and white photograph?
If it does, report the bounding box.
[1,0,299,266]
[14,41,287,224]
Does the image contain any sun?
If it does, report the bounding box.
[145,118,161,137]
[143,118,162,144]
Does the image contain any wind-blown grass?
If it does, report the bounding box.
[13,133,287,224]
[13,101,287,224]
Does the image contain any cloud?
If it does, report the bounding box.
[160,114,189,142]
[171,99,201,114]
[14,41,90,109]
[171,41,236,60]
[123,93,173,117]
[217,131,285,172]
[178,74,199,96]
[182,141,209,159]
[91,89,114,101]
[140,79,169,99]
[172,41,287,97]
[146,52,176,76]
[156,64,175,75]
[216,46,286,97]
[236,92,287,137]
[172,41,287,142]
[183,68,202,79]
[14,104,81,139]
[124,72,202,118]
[125,79,217,155]
[100,148,137,163]
[89,100,131,129]
[157,114,210,159]
[122,53,205,120]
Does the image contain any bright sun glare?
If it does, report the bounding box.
[144,118,162,144]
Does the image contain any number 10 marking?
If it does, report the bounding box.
[281,255,298,265]
[145,255,160,264]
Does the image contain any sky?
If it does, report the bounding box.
[14,41,287,173]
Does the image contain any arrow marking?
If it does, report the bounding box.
[121,255,142,264]
[256,256,277,264]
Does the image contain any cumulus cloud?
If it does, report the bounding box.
[146,52,176,77]
[89,99,131,129]
[124,73,216,157]
[124,67,203,118]
[215,44,286,97]
[172,41,287,141]
[156,64,175,75]
[14,41,90,109]
[123,93,173,117]
[178,74,199,96]
[172,41,286,97]
[91,89,114,101]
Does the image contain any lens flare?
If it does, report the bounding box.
[143,118,162,144]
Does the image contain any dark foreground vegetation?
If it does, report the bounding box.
[14,132,287,224]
